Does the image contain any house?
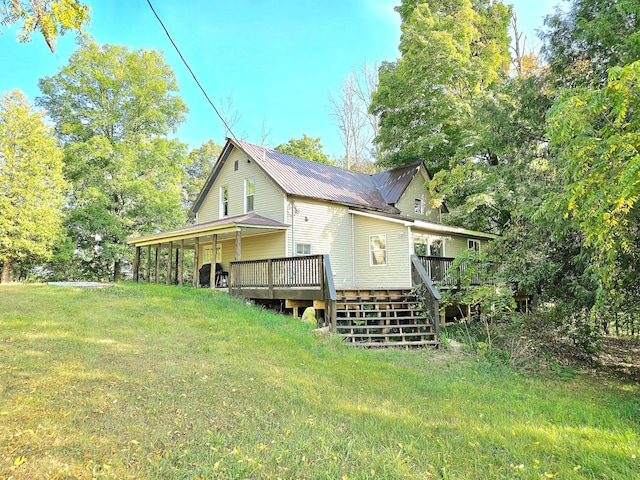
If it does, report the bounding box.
[128,138,497,346]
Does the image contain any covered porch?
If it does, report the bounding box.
[127,213,289,288]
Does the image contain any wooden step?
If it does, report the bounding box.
[349,340,440,348]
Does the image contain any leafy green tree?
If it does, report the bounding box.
[183,139,222,209]
[541,0,640,87]
[370,0,511,171]
[275,134,332,165]
[0,89,67,282]
[37,37,189,281]
[545,60,640,294]
[0,0,90,52]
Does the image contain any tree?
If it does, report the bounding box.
[274,134,332,165]
[541,0,640,87]
[37,37,189,281]
[183,139,222,209]
[370,0,511,171]
[328,61,379,170]
[545,60,640,293]
[0,0,90,52]
[0,89,66,282]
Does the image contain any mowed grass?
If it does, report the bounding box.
[1,284,639,479]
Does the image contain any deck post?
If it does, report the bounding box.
[166,241,173,286]
[210,234,217,289]
[193,237,200,287]
[178,240,184,286]
[146,245,151,283]
[155,244,161,284]
[268,259,273,298]
[174,246,179,285]
[235,230,241,260]
[133,246,140,282]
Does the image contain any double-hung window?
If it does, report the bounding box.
[369,234,387,266]
[245,177,255,213]
[220,185,229,218]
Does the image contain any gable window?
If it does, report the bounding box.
[429,239,444,257]
[296,243,312,256]
[414,198,424,215]
[245,177,255,213]
[369,234,387,266]
[220,185,229,218]
[468,239,481,253]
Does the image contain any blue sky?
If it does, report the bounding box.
[0,0,559,158]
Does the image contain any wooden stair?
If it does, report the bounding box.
[335,289,438,347]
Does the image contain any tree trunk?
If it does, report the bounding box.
[1,258,14,283]
[114,260,121,282]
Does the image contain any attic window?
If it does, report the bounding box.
[220,185,229,218]
[245,177,255,212]
[234,160,238,171]
[414,198,424,215]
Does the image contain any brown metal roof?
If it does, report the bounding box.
[235,140,399,214]
[371,161,423,204]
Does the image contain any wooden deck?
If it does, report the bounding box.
[228,254,443,347]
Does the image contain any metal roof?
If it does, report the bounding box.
[371,161,423,204]
[235,140,400,214]
[127,213,289,246]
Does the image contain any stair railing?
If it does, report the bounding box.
[322,254,337,332]
[410,254,441,340]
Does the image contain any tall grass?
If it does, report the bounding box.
[1,283,639,479]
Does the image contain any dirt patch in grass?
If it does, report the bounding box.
[596,336,640,383]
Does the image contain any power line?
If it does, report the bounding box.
[146,0,239,144]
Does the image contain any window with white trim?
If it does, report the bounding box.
[245,177,255,212]
[219,185,229,218]
[296,243,312,255]
[429,239,443,257]
[468,239,481,253]
[369,234,387,266]
[414,198,424,215]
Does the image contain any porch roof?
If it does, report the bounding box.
[348,208,498,240]
[127,213,289,247]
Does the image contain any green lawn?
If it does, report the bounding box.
[1,283,638,479]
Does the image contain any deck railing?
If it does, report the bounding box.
[410,255,441,339]
[229,255,336,327]
[417,256,487,287]
[230,254,323,290]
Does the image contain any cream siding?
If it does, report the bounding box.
[197,232,286,272]
[285,198,355,286]
[197,148,286,224]
[352,215,411,288]
[395,168,441,222]
[412,230,491,259]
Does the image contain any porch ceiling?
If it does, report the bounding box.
[127,213,289,248]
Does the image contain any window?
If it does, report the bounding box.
[414,198,424,215]
[414,242,428,256]
[429,239,443,257]
[468,239,481,253]
[369,234,387,266]
[204,245,222,263]
[220,185,229,218]
[296,243,312,255]
[245,177,254,212]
